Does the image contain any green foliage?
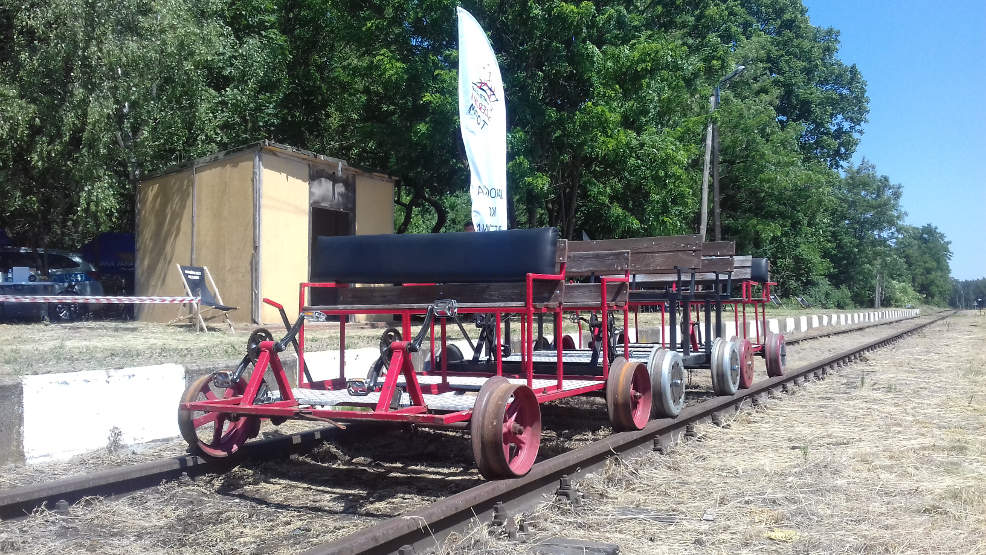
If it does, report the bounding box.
[881,278,921,308]
[0,0,950,309]
[804,277,853,309]
[896,224,952,305]
[951,277,986,309]
[826,161,905,306]
[0,0,288,248]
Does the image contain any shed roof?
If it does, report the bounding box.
[143,141,396,183]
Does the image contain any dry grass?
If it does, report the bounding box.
[0,425,484,553]
[0,313,955,553]
[444,311,985,554]
[0,319,393,378]
[0,314,934,491]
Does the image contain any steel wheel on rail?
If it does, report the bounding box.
[734,337,755,389]
[606,357,653,431]
[711,338,741,396]
[471,377,542,479]
[561,334,576,350]
[647,347,685,418]
[765,332,787,377]
[178,374,260,458]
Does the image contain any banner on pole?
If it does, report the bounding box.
[457,7,507,231]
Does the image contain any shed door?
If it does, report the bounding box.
[309,207,352,311]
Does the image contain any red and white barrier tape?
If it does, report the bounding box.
[0,295,199,304]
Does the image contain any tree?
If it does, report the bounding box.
[0,0,286,249]
[897,224,952,305]
[827,161,904,306]
[717,95,836,291]
[734,0,868,169]
[951,278,986,309]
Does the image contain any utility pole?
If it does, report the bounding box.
[713,116,721,240]
[700,65,745,242]
[874,272,881,309]
[699,95,713,241]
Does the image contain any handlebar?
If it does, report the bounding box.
[275,314,306,353]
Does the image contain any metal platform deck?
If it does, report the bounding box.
[285,375,603,413]
[499,348,656,363]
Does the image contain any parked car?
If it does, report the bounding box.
[0,247,105,321]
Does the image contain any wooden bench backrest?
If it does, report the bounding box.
[565,250,631,277]
[702,241,735,256]
[566,235,702,276]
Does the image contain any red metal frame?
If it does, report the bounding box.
[182,262,634,428]
[624,278,778,357]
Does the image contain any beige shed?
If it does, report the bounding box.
[135,141,395,325]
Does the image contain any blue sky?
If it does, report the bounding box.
[801,0,985,280]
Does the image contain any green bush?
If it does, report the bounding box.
[882,279,921,307]
[805,279,855,309]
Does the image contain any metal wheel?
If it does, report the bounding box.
[711,337,740,396]
[471,377,541,479]
[734,337,755,389]
[766,332,787,377]
[647,347,685,418]
[379,327,402,355]
[606,357,653,431]
[435,343,464,370]
[178,374,260,458]
[561,334,576,350]
[246,328,274,363]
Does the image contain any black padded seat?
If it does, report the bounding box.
[312,228,560,284]
[750,258,769,283]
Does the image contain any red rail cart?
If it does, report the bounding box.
[177,228,651,479]
[555,237,786,418]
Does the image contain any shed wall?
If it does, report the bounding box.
[192,150,256,325]
[355,173,395,236]
[135,169,194,322]
[259,151,311,323]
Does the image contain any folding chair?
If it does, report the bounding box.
[174,264,236,332]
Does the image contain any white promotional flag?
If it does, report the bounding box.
[458,7,507,231]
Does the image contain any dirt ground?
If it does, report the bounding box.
[444,311,985,554]
[0,314,946,554]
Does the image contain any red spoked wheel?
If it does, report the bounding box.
[178,374,260,458]
[606,357,653,431]
[561,334,576,350]
[471,377,542,479]
[765,332,787,377]
[735,338,755,389]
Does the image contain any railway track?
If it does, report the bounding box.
[304,310,951,555]
[0,312,938,539]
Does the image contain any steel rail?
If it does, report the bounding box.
[0,425,343,520]
[308,311,952,555]
[0,312,938,524]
